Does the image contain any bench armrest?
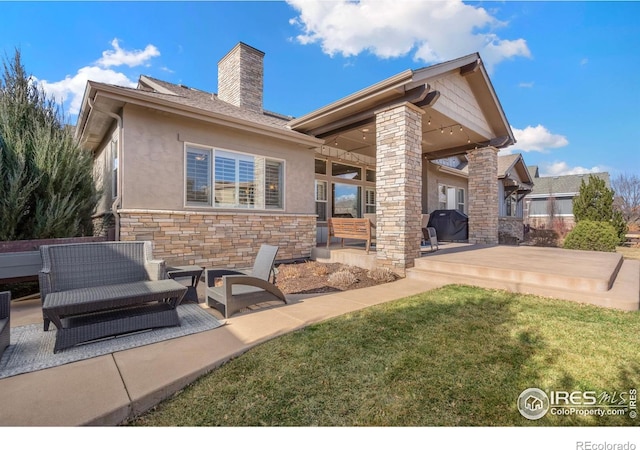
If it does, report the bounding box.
[145,259,166,281]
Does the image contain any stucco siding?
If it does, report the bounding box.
[120,105,315,214]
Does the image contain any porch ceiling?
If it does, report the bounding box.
[318,107,491,160]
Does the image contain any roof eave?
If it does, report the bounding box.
[80,83,324,149]
[288,69,414,131]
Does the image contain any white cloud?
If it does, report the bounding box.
[540,161,605,177]
[39,67,137,115]
[287,0,531,72]
[519,81,534,88]
[97,38,160,68]
[37,39,160,115]
[509,125,569,153]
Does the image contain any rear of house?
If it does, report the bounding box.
[77,42,519,273]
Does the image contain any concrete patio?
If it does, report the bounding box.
[0,244,637,426]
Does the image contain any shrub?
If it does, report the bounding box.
[305,261,330,277]
[368,267,397,283]
[328,269,358,287]
[573,175,627,244]
[563,220,619,252]
[276,264,302,280]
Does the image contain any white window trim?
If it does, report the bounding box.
[183,143,286,211]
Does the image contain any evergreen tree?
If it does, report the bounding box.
[572,174,627,244]
[0,50,99,241]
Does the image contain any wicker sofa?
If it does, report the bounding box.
[0,291,9,360]
[39,241,187,353]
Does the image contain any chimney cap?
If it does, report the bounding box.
[218,42,265,65]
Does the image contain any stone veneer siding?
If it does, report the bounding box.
[467,147,499,245]
[375,103,423,275]
[119,210,316,268]
[498,216,524,244]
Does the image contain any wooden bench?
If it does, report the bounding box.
[624,233,640,247]
[327,218,373,254]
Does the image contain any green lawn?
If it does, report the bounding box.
[130,285,639,426]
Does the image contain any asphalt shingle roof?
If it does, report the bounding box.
[527,169,610,196]
[117,75,295,131]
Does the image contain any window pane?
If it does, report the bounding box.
[366,169,376,183]
[238,158,255,207]
[365,189,375,214]
[265,160,283,209]
[214,154,237,206]
[457,188,465,213]
[529,198,547,215]
[186,149,211,205]
[316,202,327,221]
[316,180,327,201]
[332,183,361,218]
[332,162,361,180]
[315,159,327,175]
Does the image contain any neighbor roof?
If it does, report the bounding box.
[528,172,610,197]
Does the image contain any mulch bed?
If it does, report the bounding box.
[275,261,399,295]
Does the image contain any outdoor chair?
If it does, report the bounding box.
[205,244,287,318]
[422,227,439,252]
[0,291,10,359]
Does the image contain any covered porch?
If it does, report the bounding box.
[290,54,515,275]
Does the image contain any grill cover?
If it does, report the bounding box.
[427,209,469,241]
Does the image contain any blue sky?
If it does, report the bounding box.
[2,1,638,180]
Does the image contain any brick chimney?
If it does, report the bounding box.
[217,42,264,114]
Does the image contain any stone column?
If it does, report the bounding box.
[375,102,423,275]
[467,146,499,245]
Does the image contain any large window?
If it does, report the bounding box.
[315,158,374,222]
[185,145,283,209]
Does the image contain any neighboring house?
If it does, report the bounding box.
[428,153,533,243]
[76,42,516,274]
[524,167,610,229]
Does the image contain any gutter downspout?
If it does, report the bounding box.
[88,97,123,241]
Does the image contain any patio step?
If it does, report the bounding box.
[408,254,639,312]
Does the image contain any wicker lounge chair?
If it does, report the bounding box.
[205,244,287,318]
[0,291,10,359]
